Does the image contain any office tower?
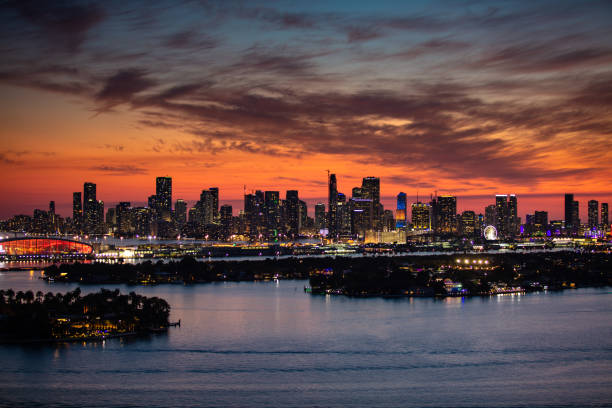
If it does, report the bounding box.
[95,200,104,234]
[382,210,395,231]
[155,177,172,213]
[72,192,82,228]
[264,191,281,236]
[396,192,407,228]
[188,207,198,223]
[116,202,131,235]
[106,207,116,227]
[508,194,518,235]
[197,188,220,226]
[438,195,457,234]
[148,195,158,210]
[328,173,338,238]
[564,194,574,231]
[460,211,476,236]
[314,203,326,231]
[534,211,548,231]
[571,200,580,232]
[48,201,55,214]
[83,182,97,233]
[485,204,496,226]
[285,190,300,236]
[588,200,599,229]
[220,204,233,239]
[412,202,431,230]
[495,195,508,237]
[361,177,382,230]
[209,187,219,222]
[174,199,187,226]
[299,200,307,231]
[245,190,265,236]
[429,194,439,232]
[601,203,609,230]
[133,207,151,236]
[337,197,352,235]
[350,198,373,237]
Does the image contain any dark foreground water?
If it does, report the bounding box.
[1,271,611,408]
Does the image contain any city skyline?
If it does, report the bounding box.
[1,1,612,220]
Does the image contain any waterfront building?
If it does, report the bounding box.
[83,182,98,234]
[485,204,496,227]
[495,195,508,237]
[116,202,131,235]
[72,192,82,230]
[220,204,233,239]
[396,192,407,228]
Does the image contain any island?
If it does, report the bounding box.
[39,251,611,298]
[0,288,172,343]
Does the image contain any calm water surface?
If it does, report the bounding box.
[1,270,611,407]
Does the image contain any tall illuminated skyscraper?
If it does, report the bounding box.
[328,173,338,238]
[411,202,430,230]
[156,177,172,212]
[564,194,574,231]
[314,203,326,231]
[396,192,407,228]
[588,200,599,229]
[601,203,609,230]
[438,195,456,234]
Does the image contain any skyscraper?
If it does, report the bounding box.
[328,173,338,238]
[83,182,97,234]
[155,177,172,213]
[601,203,609,230]
[508,194,518,235]
[460,211,476,237]
[438,195,457,234]
[285,190,300,237]
[361,177,382,230]
[588,200,598,229]
[220,204,233,239]
[264,191,281,236]
[174,199,187,226]
[411,202,430,230]
[564,194,574,231]
[495,195,508,237]
[72,192,82,228]
[396,192,407,228]
[314,203,326,231]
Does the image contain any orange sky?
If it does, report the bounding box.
[1,1,611,220]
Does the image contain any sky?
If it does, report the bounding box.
[0,0,611,220]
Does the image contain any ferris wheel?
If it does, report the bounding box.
[484,225,498,240]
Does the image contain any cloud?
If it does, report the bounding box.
[95,69,157,110]
[90,165,147,175]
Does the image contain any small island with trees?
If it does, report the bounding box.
[0,288,172,343]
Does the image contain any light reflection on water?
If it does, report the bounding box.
[0,271,611,407]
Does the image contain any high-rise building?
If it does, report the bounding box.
[460,211,476,236]
[411,202,430,230]
[264,191,281,236]
[116,202,131,235]
[601,203,609,230]
[495,195,508,237]
[572,200,580,231]
[564,194,575,231]
[588,200,599,229]
[350,198,373,237]
[534,211,548,231]
[437,195,457,234]
[209,187,219,222]
[396,192,407,228]
[220,204,233,239]
[72,192,82,229]
[245,190,265,236]
[197,188,219,226]
[314,203,326,231]
[485,204,496,226]
[174,199,187,226]
[361,177,382,230]
[328,173,338,238]
[155,177,172,213]
[299,200,307,231]
[285,190,300,237]
[508,194,518,235]
[83,182,98,234]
